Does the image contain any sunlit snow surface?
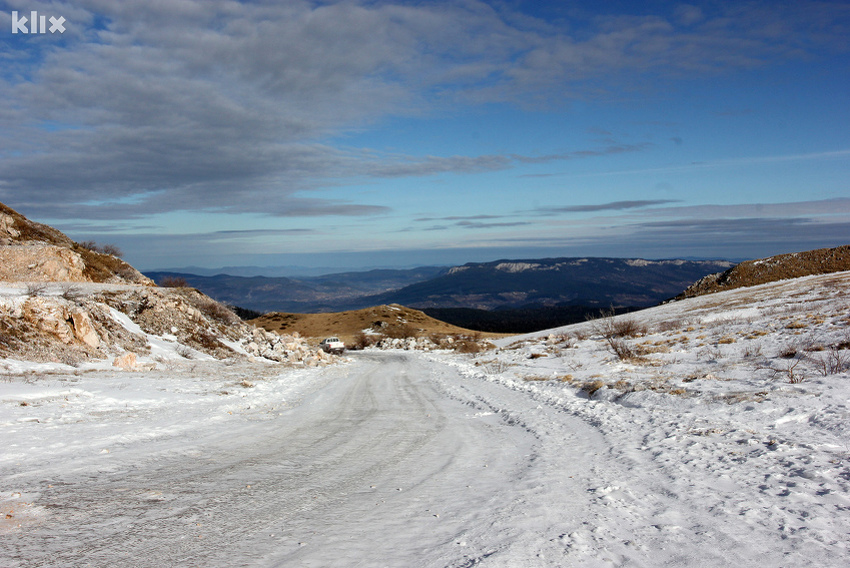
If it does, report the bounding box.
[2,272,849,567]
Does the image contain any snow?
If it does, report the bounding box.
[494,262,541,272]
[2,271,850,566]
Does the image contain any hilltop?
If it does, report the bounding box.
[252,303,502,347]
[677,245,850,299]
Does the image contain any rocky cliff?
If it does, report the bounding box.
[0,203,152,284]
[0,203,331,367]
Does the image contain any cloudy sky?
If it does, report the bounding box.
[1,0,848,272]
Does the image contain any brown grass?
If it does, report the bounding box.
[678,245,850,299]
[580,380,605,397]
[251,304,504,344]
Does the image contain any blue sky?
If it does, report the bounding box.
[1,0,848,272]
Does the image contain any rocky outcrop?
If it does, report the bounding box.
[0,202,151,285]
[0,202,333,367]
[0,286,334,366]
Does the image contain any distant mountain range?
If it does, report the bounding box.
[146,257,733,316]
[145,266,446,313]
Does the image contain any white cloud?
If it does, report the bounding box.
[1,0,847,220]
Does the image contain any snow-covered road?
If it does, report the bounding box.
[1,353,592,567]
[4,332,849,567]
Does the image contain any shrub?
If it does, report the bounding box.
[197,299,240,326]
[160,276,189,288]
[25,282,48,296]
[810,345,849,376]
[611,317,647,338]
[606,335,635,360]
[581,380,605,397]
[590,308,646,338]
[60,284,84,301]
[99,244,123,257]
[78,240,123,257]
[229,305,263,321]
[452,336,490,353]
[383,323,417,339]
[351,331,379,350]
[778,344,798,359]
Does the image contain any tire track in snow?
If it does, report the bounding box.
[1,353,538,567]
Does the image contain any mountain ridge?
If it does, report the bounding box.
[147,257,732,314]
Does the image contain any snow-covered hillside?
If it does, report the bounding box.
[1,271,848,566]
[438,269,850,565]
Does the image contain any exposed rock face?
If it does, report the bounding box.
[0,213,21,239]
[0,201,333,367]
[70,311,100,348]
[677,245,850,299]
[0,245,89,282]
[0,202,152,285]
[0,285,333,366]
[113,352,138,370]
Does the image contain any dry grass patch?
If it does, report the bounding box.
[634,341,670,355]
[523,374,574,383]
[580,380,605,397]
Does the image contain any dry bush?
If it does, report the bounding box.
[809,346,849,376]
[351,331,379,350]
[176,345,193,359]
[590,308,646,338]
[99,244,123,257]
[606,335,636,361]
[454,340,484,354]
[698,345,723,362]
[78,240,123,257]
[611,317,647,338]
[25,282,48,296]
[428,333,447,345]
[571,329,589,341]
[195,330,225,351]
[587,309,647,361]
[766,358,805,383]
[778,344,799,359]
[451,335,490,353]
[160,276,189,288]
[741,342,763,358]
[196,298,240,326]
[383,323,418,339]
[60,284,84,301]
[580,380,605,397]
[480,359,510,374]
[655,319,683,333]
